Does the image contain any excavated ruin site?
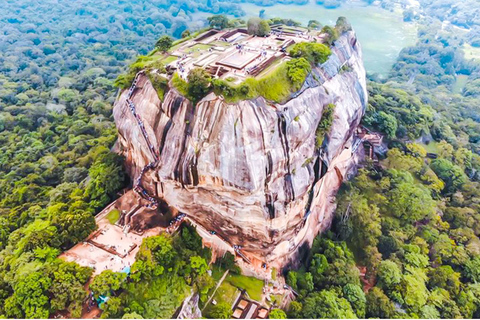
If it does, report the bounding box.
[67,25,370,277]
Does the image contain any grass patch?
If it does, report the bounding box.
[106,209,120,224]
[210,43,330,103]
[212,58,309,103]
[271,268,277,281]
[422,141,439,154]
[170,27,212,51]
[225,274,264,301]
[171,73,189,96]
[453,74,468,94]
[243,62,293,102]
[256,57,284,78]
[268,294,284,308]
[210,41,231,48]
[203,280,239,317]
[114,54,164,89]
[161,55,178,65]
[214,281,238,305]
[190,43,212,51]
[463,43,480,61]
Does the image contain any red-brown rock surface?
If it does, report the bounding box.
[113,30,367,269]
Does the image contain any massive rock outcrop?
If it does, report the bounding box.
[113,30,367,270]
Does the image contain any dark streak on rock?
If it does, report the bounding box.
[277,112,295,203]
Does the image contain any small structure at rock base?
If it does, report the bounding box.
[231,293,269,319]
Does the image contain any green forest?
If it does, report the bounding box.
[284,0,480,318]
[1,0,480,318]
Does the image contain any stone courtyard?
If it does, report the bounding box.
[157,24,322,84]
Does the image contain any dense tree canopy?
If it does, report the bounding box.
[1,0,480,318]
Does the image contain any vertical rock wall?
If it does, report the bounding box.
[113,30,367,269]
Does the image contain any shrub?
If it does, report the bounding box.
[289,42,331,64]
[172,73,189,97]
[269,309,287,319]
[209,302,233,319]
[286,57,311,90]
[187,68,211,103]
[148,73,168,101]
[315,103,335,148]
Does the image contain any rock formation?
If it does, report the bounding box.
[113,30,367,270]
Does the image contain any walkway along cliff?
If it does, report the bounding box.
[112,29,368,272]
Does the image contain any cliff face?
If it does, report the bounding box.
[113,30,367,269]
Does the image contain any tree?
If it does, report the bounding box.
[4,271,52,319]
[46,260,92,317]
[90,270,127,298]
[288,301,302,318]
[196,273,215,303]
[190,256,208,276]
[123,312,144,319]
[146,235,176,265]
[301,272,314,292]
[34,246,60,262]
[428,265,461,295]
[308,238,360,288]
[217,252,240,274]
[187,68,211,102]
[465,256,480,283]
[366,287,395,318]
[377,260,402,290]
[315,103,336,148]
[431,158,468,193]
[57,88,78,104]
[289,42,332,65]
[181,225,203,253]
[101,296,122,319]
[376,111,398,138]
[209,302,233,319]
[207,15,229,30]
[321,25,339,46]
[49,203,97,249]
[388,181,435,223]
[336,192,381,254]
[343,283,366,318]
[400,267,429,311]
[308,20,322,30]
[286,270,298,290]
[301,290,356,319]
[269,309,287,319]
[309,253,328,281]
[247,17,271,37]
[85,152,125,211]
[335,17,352,34]
[181,30,191,38]
[155,35,173,53]
[286,58,311,90]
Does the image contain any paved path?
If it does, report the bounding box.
[202,269,230,311]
